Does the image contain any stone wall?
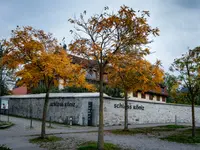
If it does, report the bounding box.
[1,93,200,126]
[103,98,200,126]
[1,93,100,126]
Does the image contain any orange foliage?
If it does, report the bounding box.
[107,53,164,93]
[3,26,94,91]
[69,5,159,66]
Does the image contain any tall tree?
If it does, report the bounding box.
[69,5,159,149]
[108,53,164,130]
[171,47,200,137]
[3,26,93,138]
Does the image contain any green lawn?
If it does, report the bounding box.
[111,125,200,144]
[0,121,14,129]
[161,128,200,144]
[77,141,121,150]
[0,144,12,150]
[110,125,188,135]
[157,125,187,129]
[29,136,62,143]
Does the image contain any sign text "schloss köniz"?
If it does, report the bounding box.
[114,103,144,110]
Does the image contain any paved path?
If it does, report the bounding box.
[0,115,200,150]
[1,115,186,136]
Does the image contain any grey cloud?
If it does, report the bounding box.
[1,0,200,72]
[173,0,200,9]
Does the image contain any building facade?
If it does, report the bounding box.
[128,86,168,103]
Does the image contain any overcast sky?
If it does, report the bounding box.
[1,0,200,72]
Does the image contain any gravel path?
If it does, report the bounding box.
[40,132,200,150]
[1,115,200,150]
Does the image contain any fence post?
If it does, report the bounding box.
[69,117,73,126]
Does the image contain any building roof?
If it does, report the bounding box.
[70,55,98,69]
[12,86,27,95]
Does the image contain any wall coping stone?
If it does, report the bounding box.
[1,92,200,108]
[105,97,200,108]
[0,92,109,99]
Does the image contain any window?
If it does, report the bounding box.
[162,96,166,102]
[157,95,160,101]
[133,92,138,97]
[149,94,153,100]
[141,93,146,99]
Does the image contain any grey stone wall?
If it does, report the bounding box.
[1,93,200,126]
[2,93,100,126]
[103,98,200,126]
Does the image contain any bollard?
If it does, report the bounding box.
[175,115,177,125]
[69,117,73,126]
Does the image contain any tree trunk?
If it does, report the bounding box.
[97,65,104,150]
[124,91,128,131]
[41,91,50,138]
[191,97,196,137]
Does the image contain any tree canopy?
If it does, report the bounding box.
[3,26,93,91]
[3,26,93,138]
[108,52,164,93]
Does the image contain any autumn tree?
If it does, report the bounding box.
[171,47,200,137]
[108,52,164,130]
[69,5,159,149]
[3,26,93,138]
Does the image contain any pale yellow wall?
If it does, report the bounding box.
[129,91,166,103]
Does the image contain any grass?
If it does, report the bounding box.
[157,125,187,129]
[111,128,152,135]
[29,136,62,143]
[161,128,200,144]
[111,125,186,135]
[0,145,12,150]
[110,125,189,136]
[77,141,121,150]
[110,125,200,144]
[0,121,14,129]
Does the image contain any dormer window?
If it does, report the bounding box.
[149,94,153,100]
[133,92,138,97]
[157,95,160,101]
